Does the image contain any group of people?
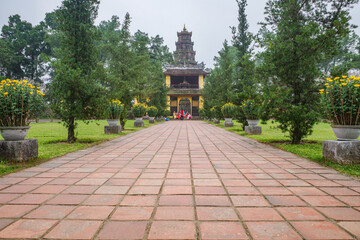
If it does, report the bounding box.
[174,110,192,120]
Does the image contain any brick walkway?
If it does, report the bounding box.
[0,121,359,239]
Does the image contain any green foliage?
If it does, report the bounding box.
[51,0,105,143]
[241,99,260,120]
[0,79,45,126]
[258,0,358,144]
[108,99,124,120]
[131,103,147,118]
[221,103,236,118]
[147,106,158,117]
[321,76,360,125]
[0,15,50,82]
[210,106,223,120]
[163,109,171,117]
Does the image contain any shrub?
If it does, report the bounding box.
[163,109,171,117]
[131,103,147,118]
[321,75,360,125]
[0,79,45,126]
[221,103,236,118]
[210,106,223,120]
[147,106,158,117]
[241,99,260,120]
[108,99,124,119]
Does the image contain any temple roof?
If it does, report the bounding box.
[163,63,209,76]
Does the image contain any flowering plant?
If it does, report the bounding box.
[108,99,124,119]
[241,99,260,120]
[210,106,222,120]
[147,106,158,117]
[221,103,236,118]
[0,79,45,127]
[131,103,147,118]
[320,76,360,125]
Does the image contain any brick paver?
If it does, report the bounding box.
[0,121,359,239]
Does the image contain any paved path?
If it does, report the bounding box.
[0,121,359,239]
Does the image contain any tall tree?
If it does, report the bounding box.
[259,0,358,144]
[51,0,105,143]
[204,40,236,109]
[0,15,49,82]
[231,0,256,128]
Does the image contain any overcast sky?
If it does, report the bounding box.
[1,0,359,68]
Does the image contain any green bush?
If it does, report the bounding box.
[321,76,360,125]
[131,103,147,118]
[147,106,158,117]
[221,103,236,118]
[0,79,45,126]
[241,99,260,120]
[210,106,223,120]
[163,109,171,117]
[108,99,124,119]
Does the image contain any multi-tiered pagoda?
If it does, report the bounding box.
[164,26,209,117]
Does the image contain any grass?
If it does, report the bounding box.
[0,119,159,176]
[206,120,360,177]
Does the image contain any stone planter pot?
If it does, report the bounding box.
[213,118,220,124]
[247,119,260,127]
[331,125,360,141]
[134,117,144,127]
[0,126,31,141]
[106,119,118,126]
[149,117,155,124]
[225,118,232,123]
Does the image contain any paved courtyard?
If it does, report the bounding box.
[0,121,359,239]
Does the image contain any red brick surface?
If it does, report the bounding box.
[0,121,359,239]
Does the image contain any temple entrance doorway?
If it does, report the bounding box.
[179,98,191,115]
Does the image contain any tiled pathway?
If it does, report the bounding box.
[0,121,360,239]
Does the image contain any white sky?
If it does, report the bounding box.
[0,0,359,68]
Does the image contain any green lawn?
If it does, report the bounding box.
[0,120,158,176]
[207,120,360,177]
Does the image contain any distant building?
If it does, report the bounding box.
[164,26,209,117]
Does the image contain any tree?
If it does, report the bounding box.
[259,0,358,144]
[0,15,49,82]
[204,40,236,109]
[51,0,105,143]
[231,0,257,129]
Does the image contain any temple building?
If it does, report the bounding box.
[164,26,209,117]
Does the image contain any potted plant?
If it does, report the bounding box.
[163,109,171,119]
[221,103,236,124]
[131,103,147,127]
[210,106,222,124]
[241,99,260,126]
[320,75,360,140]
[107,99,124,126]
[147,106,158,124]
[0,79,44,141]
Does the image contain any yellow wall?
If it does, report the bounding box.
[167,95,171,111]
[199,75,204,89]
[199,96,204,109]
[166,75,171,88]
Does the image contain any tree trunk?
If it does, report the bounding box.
[292,123,302,144]
[67,117,76,143]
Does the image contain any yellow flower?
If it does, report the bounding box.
[342,75,347,79]
[3,92,8,95]
[325,83,329,86]
[334,77,340,80]
[342,83,347,86]
[355,84,360,88]
[319,89,325,92]
[30,92,33,95]
[37,87,40,90]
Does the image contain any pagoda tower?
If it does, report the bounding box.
[164,26,209,118]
